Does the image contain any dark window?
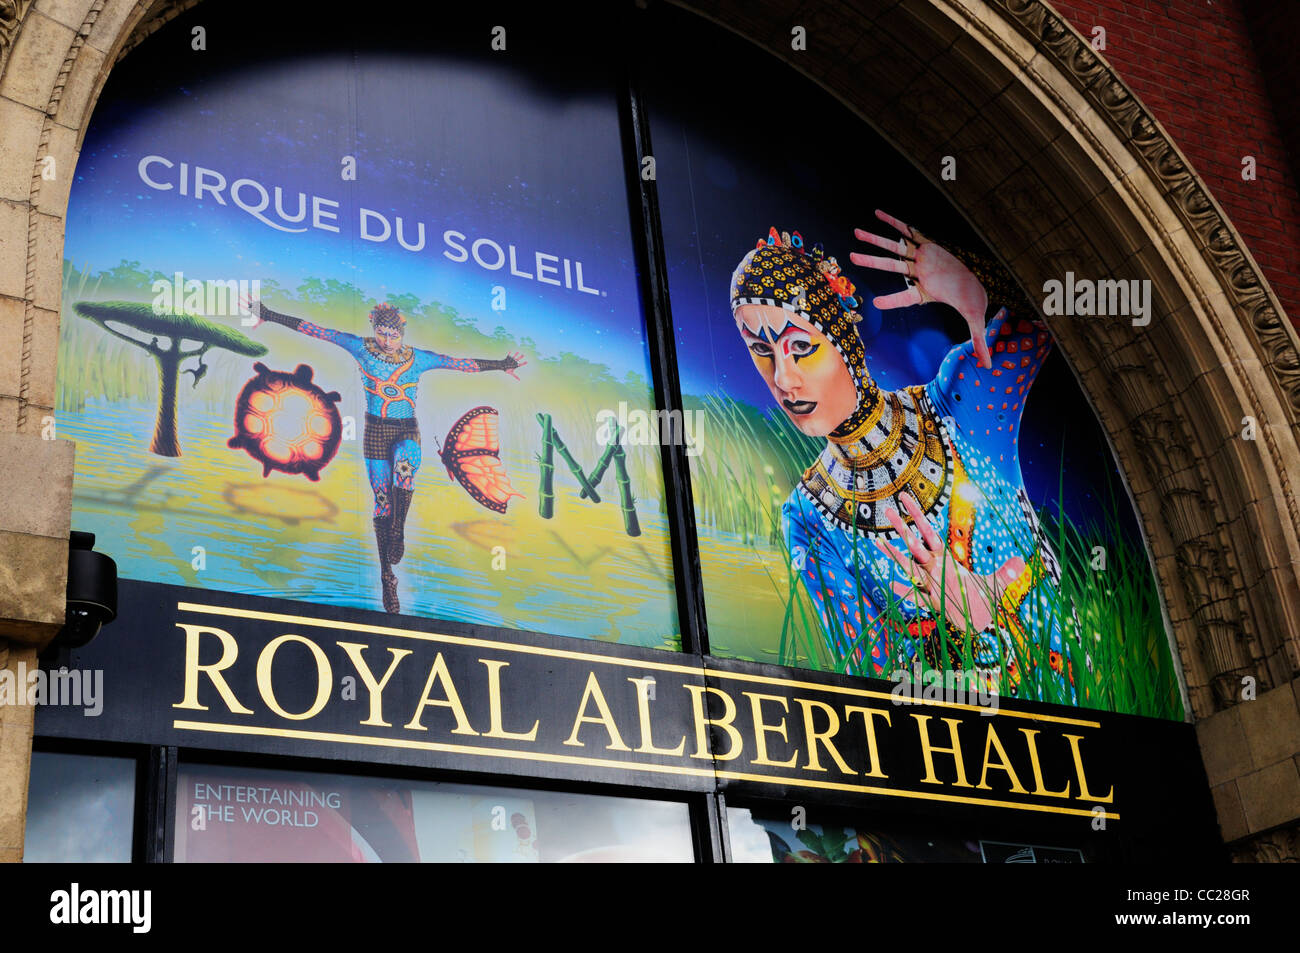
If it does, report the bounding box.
[24,751,136,862]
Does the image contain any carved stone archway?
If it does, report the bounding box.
[1,0,1297,860]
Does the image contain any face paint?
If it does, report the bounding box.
[375,326,403,353]
[735,304,857,437]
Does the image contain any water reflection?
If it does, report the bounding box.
[63,402,679,647]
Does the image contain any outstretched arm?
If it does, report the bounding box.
[242,297,365,356]
[901,226,1050,416]
[414,349,526,379]
[851,209,994,370]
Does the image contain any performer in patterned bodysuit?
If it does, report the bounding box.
[730,215,1088,701]
[247,299,524,613]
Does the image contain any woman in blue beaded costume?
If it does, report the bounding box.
[730,211,1087,700]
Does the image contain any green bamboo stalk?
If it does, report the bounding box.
[536,413,555,519]
[549,428,602,502]
[580,425,619,500]
[612,444,641,537]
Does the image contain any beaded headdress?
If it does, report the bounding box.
[730,227,879,437]
[369,302,406,332]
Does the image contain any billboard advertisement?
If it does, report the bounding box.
[56,18,679,650]
[29,4,1233,869]
[645,21,1182,718]
[53,5,1183,725]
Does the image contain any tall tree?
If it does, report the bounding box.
[74,301,267,457]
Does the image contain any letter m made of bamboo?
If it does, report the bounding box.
[535,413,640,537]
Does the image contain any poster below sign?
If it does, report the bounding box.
[175,763,694,863]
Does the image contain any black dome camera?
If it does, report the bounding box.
[57,531,118,648]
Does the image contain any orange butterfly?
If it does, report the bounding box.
[439,406,523,514]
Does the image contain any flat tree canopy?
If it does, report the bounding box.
[74,301,267,356]
[74,300,269,457]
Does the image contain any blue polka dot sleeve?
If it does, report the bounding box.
[926,307,1053,488]
[783,495,887,673]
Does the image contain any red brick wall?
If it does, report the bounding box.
[1050,0,1300,330]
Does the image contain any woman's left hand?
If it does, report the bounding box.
[850,209,992,369]
[876,491,1024,633]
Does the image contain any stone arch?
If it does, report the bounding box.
[2,0,1297,855]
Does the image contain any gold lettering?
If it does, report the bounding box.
[1020,728,1072,799]
[683,684,743,761]
[562,672,631,750]
[481,659,539,741]
[976,723,1029,793]
[742,692,799,768]
[843,706,891,778]
[172,624,254,714]
[256,634,332,721]
[1064,733,1113,803]
[912,714,973,788]
[795,698,854,775]
[338,642,412,727]
[627,678,685,756]
[404,652,479,735]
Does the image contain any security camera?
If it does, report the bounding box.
[57,531,118,648]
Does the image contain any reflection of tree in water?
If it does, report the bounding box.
[76,464,177,512]
[544,530,645,643]
[221,483,339,525]
[127,508,183,583]
[437,520,532,626]
[220,483,347,598]
[448,519,512,554]
[546,530,611,570]
[438,523,631,641]
[631,541,669,578]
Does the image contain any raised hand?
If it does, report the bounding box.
[237,292,262,328]
[850,209,992,369]
[502,350,526,381]
[876,491,1025,633]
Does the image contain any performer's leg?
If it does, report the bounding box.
[389,437,422,565]
[367,457,400,612]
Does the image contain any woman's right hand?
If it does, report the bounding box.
[850,210,992,369]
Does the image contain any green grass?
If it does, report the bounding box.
[690,393,1183,720]
[691,394,821,544]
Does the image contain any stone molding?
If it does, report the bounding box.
[674,0,1300,718]
[0,1,35,75]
